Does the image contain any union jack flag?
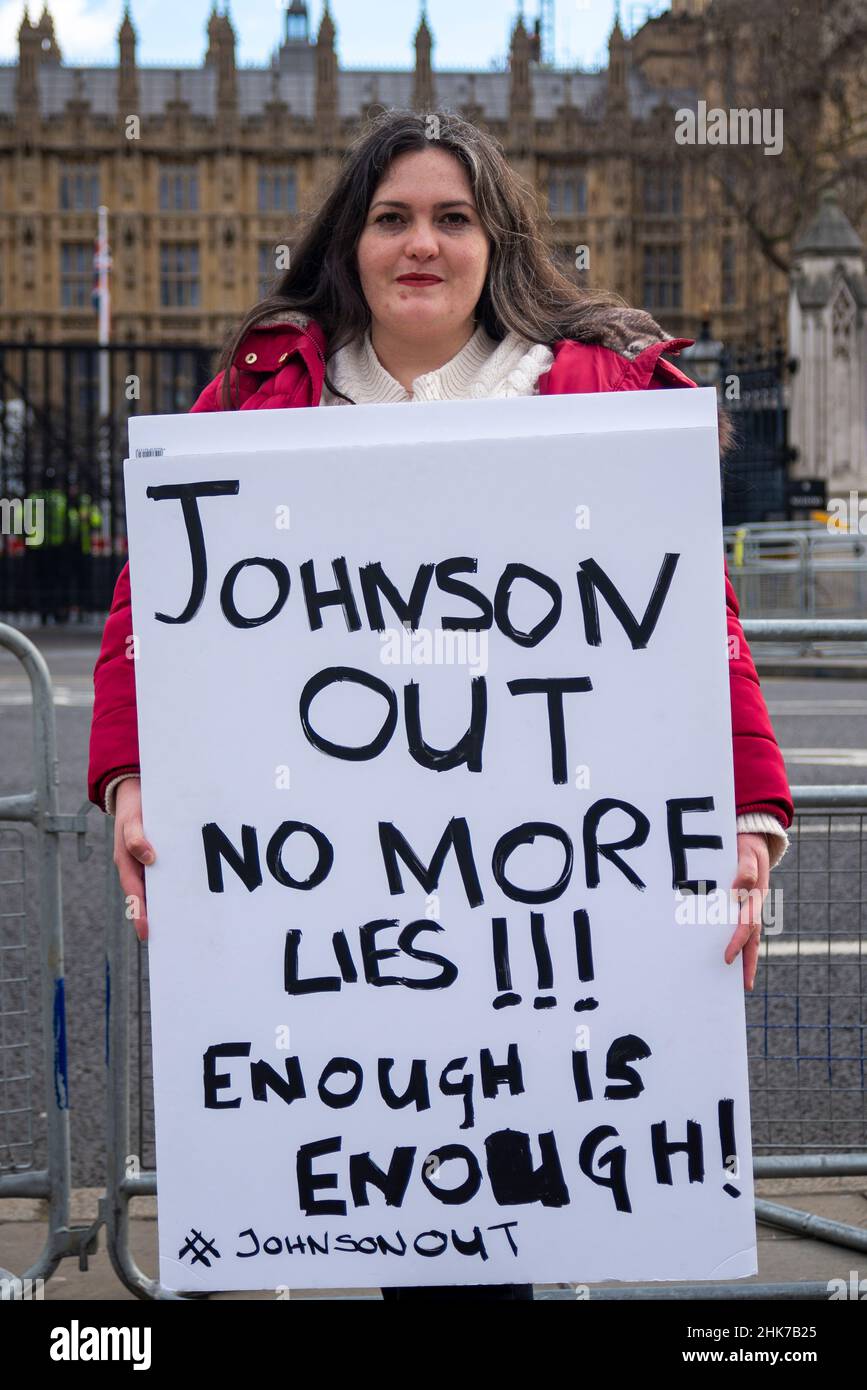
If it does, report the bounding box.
[91,234,113,312]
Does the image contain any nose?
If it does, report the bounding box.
[402,216,440,262]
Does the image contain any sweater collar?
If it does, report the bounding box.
[331,323,512,404]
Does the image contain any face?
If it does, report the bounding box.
[355,147,491,341]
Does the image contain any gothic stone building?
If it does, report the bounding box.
[0,0,821,358]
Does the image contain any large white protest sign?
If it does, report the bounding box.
[123,388,756,1292]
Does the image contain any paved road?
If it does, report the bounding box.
[0,628,864,1185]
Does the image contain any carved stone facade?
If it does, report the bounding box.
[788,192,867,494]
[0,0,858,351]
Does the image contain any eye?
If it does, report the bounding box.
[372,210,472,227]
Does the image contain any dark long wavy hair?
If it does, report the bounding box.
[216,107,679,411]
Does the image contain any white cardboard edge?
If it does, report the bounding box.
[128,386,719,458]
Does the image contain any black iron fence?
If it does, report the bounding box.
[718,343,791,526]
[0,338,792,618]
[0,342,217,618]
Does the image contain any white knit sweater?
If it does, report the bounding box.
[320,321,555,405]
[107,321,790,871]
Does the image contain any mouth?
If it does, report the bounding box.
[396,275,443,285]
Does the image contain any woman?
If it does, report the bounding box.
[88,109,793,1303]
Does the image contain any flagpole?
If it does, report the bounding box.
[97,204,111,414]
[95,204,112,520]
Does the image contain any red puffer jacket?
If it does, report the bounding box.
[87,318,794,834]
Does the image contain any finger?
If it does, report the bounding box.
[731,846,759,892]
[114,846,149,942]
[724,918,752,965]
[118,862,149,942]
[123,819,156,867]
[724,884,762,965]
[743,927,762,992]
[754,853,771,897]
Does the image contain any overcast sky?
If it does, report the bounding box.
[0,0,672,71]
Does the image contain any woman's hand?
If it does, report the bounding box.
[113,777,155,943]
[724,832,770,992]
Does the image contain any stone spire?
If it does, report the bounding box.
[413,5,434,112]
[118,3,138,113]
[316,1,338,148]
[793,188,865,258]
[205,3,221,65]
[16,7,40,114]
[36,3,61,63]
[318,0,335,48]
[204,4,237,116]
[509,14,533,146]
[607,4,628,112]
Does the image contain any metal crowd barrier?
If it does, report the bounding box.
[1,619,866,1299]
[725,525,867,658]
[0,622,97,1293]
